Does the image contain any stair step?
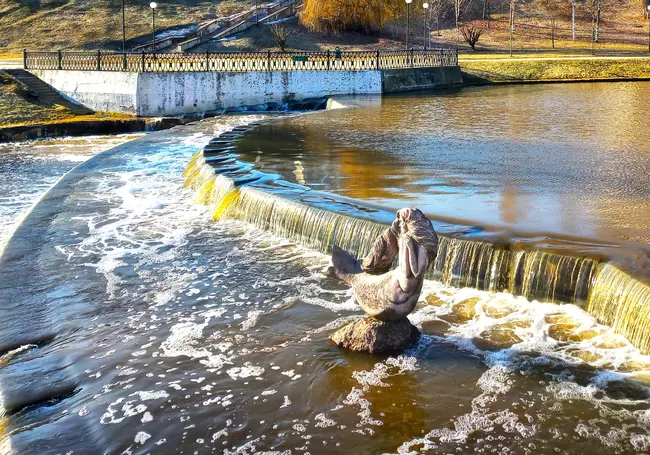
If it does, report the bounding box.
[3,69,95,115]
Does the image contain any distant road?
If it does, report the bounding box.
[0,58,22,69]
[459,55,650,63]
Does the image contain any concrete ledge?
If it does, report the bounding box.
[382,66,464,92]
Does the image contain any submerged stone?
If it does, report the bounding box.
[330,316,420,355]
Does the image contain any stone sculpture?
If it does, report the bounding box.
[324,208,438,354]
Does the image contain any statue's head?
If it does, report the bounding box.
[396,208,438,269]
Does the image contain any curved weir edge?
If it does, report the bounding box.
[183,123,650,355]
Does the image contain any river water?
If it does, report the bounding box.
[0,86,650,455]
[0,134,143,245]
[235,82,650,248]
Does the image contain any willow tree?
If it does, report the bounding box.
[301,0,401,33]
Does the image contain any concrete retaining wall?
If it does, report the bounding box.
[382,66,463,92]
[30,66,462,116]
[31,70,139,114]
[136,70,381,116]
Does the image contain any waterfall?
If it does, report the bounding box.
[183,129,650,354]
[586,264,650,353]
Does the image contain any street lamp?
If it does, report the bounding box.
[121,0,126,54]
[150,2,157,53]
[423,2,429,50]
[406,0,412,49]
[121,0,127,69]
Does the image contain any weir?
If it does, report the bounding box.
[183,125,650,354]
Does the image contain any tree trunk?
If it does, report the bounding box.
[551,18,555,49]
[596,3,601,42]
[455,0,460,42]
[572,0,576,40]
[509,0,515,55]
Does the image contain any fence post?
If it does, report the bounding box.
[96,49,101,71]
[142,51,146,72]
[376,49,380,70]
[206,50,210,70]
[22,49,27,69]
[57,49,62,70]
[123,52,127,71]
[327,50,330,70]
[267,50,271,71]
[440,49,443,66]
[410,48,414,67]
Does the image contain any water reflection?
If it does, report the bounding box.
[235,82,650,246]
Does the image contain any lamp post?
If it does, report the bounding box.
[150,2,157,53]
[121,0,126,53]
[406,0,412,49]
[423,2,429,50]
[121,0,127,69]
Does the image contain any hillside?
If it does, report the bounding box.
[1,0,648,55]
[0,0,252,53]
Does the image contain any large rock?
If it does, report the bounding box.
[330,317,420,355]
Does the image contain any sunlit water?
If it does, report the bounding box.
[234,82,650,248]
[1,107,650,454]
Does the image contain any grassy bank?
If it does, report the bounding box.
[0,71,135,128]
[460,57,650,84]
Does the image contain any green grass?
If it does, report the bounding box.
[460,58,650,83]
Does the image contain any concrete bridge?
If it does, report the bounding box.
[22,49,463,116]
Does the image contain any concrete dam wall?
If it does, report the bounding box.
[31,67,463,116]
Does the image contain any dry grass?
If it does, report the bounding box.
[0,71,134,127]
[461,57,650,82]
[0,0,252,54]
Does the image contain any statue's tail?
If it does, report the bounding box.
[322,245,361,283]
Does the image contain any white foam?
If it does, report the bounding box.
[134,431,151,444]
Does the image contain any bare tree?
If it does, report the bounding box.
[538,0,567,49]
[572,0,576,39]
[508,0,516,54]
[270,24,295,51]
[454,0,474,41]
[461,24,484,49]
[428,0,448,35]
[482,0,491,28]
[588,0,625,43]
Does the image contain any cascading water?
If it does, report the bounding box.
[5,103,650,454]
[185,125,650,355]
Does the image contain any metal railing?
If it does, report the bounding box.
[23,49,458,72]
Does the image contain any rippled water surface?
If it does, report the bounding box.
[0,135,143,244]
[2,111,650,455]
[235,82,650,246]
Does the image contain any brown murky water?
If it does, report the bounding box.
[235,82,650,247]
[1,89,650,455]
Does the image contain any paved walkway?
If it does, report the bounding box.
[459,55,650,63]
[0,58,22,69]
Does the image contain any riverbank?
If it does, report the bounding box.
[460,56,650,84]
